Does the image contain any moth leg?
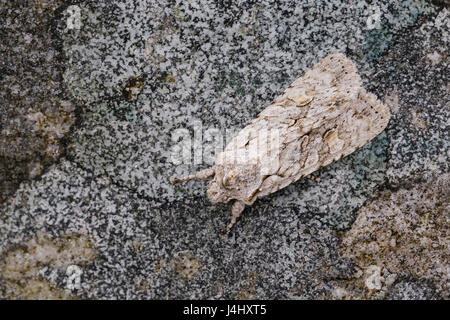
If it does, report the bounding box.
[305,175,320,182]
[219,200,245,236]
[171,167,215,184]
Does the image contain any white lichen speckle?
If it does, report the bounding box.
[0,234,96,299]
[365,265,382,290]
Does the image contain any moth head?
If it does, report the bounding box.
[207,180,228,203]
[222,169,239,189]
[207,164,263,204]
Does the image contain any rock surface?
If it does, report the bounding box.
[0,0,75,202]
[341,173,449,299]
[0,0,448,299]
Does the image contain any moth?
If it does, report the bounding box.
[171,53,391,235]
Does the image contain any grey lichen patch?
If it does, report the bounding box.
[340,173,449,299]
[0,234,96,299]
[7,279,73,300]
[425,50,445,66]
[31,0,61,11]
[173,251,201,282]
[408,109,428,130]
[236,272,257,300]
[25,101,76,156]
[135,278,150,293]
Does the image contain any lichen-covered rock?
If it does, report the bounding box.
[65,0,435,205]
[386,278,441,300]
[340,173,449,299]
[0,233,96,299]
[0,160,349,299]
[0,0,75,202]
[0,0,448,300]
[367,8,449,185]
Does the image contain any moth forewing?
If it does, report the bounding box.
[171,53,391,235]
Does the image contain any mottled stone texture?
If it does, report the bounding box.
[0,0,75,202]
[340,173,449,299]
[0,0,448,299]
[0,234,95,299]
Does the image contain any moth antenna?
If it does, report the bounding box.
[171,167,215,184]
[219,200,245,236]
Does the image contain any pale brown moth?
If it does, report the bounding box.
[171,53,391,235]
